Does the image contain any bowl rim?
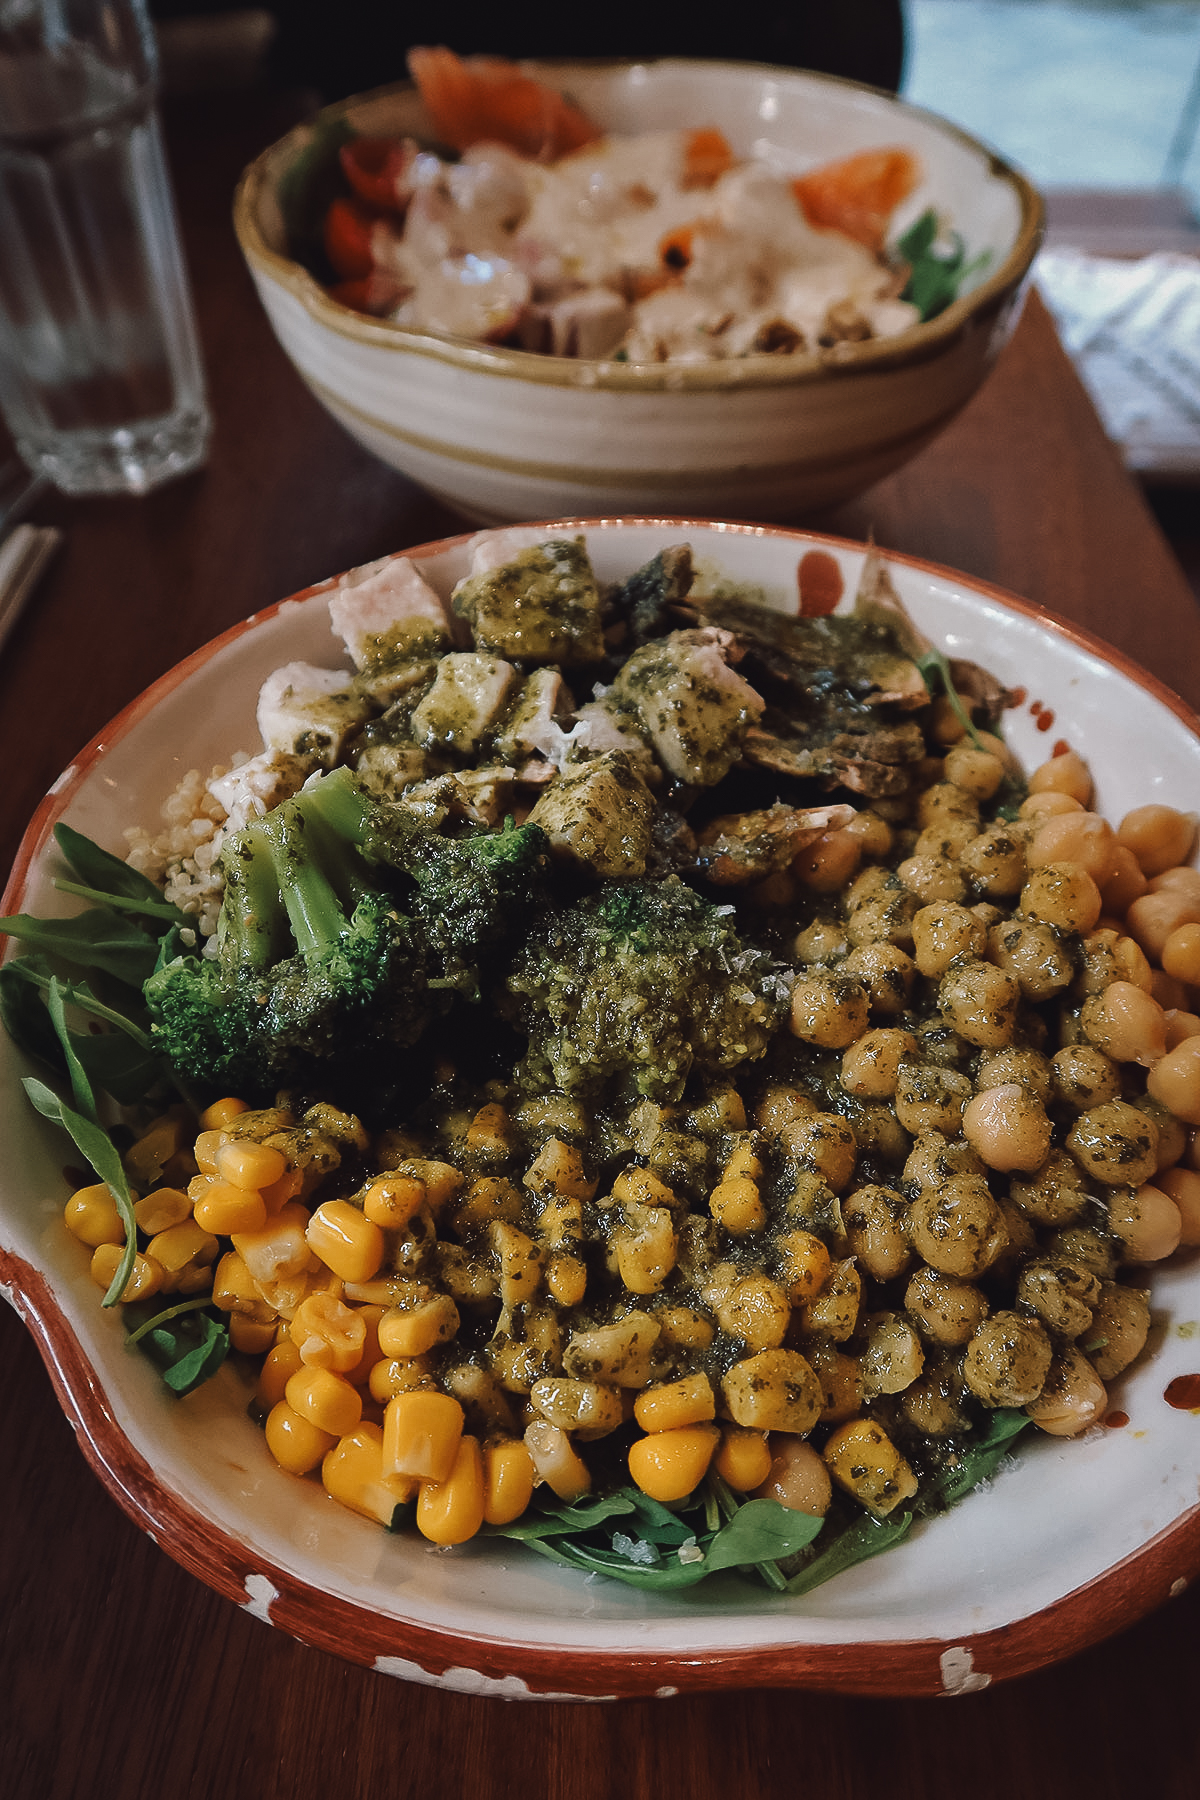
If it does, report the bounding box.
[4,515,1200,1700]
[232,56,1045,395]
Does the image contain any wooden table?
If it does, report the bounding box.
[4,90,1200,1800]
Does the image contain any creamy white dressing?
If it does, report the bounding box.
[374,129,920,362]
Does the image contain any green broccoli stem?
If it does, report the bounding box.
[259,792,378,962]
[216,819,289,970]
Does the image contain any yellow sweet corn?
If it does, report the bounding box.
[257,1338,305,1410]
[627,1423,719,1503]
[305,1199,385,1284]
[290,1291,366,1373]
[64,1182,124,1248]
[482,1436,536,1525]
[264,1400,336,1475]
[285,1365,363,1437]
[633,1372,716,1434]
[321,1423,417,1524]
[190,1175,267,1236]
[198,1097,249,1132]
[89,1244,163,1303]
[713,1426,772,1492]
[132,1186,191,1236]
[382,1389,465,1484]
[416,1434,486,1545]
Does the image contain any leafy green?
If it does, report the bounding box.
[896,208,991,322]
[53,823,190,919]
[0,957,160,1104]
[124,1299,229,1397]
[0,906,165,986]
[278,114,357,277]
[924,1407,1031,1509]
[917,647,986,751]
[784,1509,913,1595]
[23,1066,137,1307]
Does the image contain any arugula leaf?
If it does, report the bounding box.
[53,878,186,925]
[917,647,986,750]
[924,1408,1030,1509]
[46,975,96,1118]
[23,1074,137,1306]
[0,908,163,986]
[124,1299,229,1397]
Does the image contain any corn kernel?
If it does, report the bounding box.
[346,1305,386,1387]
[306,1199,385,1284]
[394,1159,463,1216]
[232,1203,311,1285]
[89,1244,164,1303]
[416,1435,485,1545]
[260,1167,305,1214]
[774,1229,833,1304]
[65,1182,124,1248]
[482,1436,537,1525]
[368,1354,436,1405]
[216,1137,287,1193]
[523,1418,591,1501]
[612,1167,676,1209]
[545,1252,587,1306]
[491,1221,542,1307]
[291,1291,366,1372]
[199,1097,250,1131]
[285,1365,363,1437]
[169,1260,216,1297]
[362,1174,425,1230]
[714,1426,773,1492]
[377,1293,460,1358]
[628,1424,719,1502]
[264,1400,336,1475]
[257,1338,305,1409]
[125,1112,186,1185]
[191,1176,268,1235]
[211,1250,276,1322]
[523,1138,596,1203]
[634,1372,716,1434]
[192,1129,226,1175]
[709,1176,765,1235]
[321,1423,417,1523]
[133,1186,191,1236]
[466,1102,513,1157]
[145,1217,218,1276]
[383,1389,465,1484]
[228,1314,279,1355]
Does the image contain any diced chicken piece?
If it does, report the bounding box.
[563,695,658,782]
[452,538,605,666]
[612,628,765,785]
[493,668,574,764]
[466,524,557,576]
[409,652,520,754]
[207,749,317,832]
[327,553,452,670]
[352,743,434,800]
[257,663,372,766]
[527,751,656,880]
[542,288,631,359]
[398,769,516,828]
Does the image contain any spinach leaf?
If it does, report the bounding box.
[0,957,162,1104]
[278,114,357,277]
[784,1509,913,1596]
[925,1408,1031,1509]
[54,823,186,916]
[0,907,163,986]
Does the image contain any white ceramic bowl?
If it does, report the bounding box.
[233,61,1042,525]
[5,519,1200,1700]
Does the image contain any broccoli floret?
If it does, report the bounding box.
[144,774,431,1101]
[505,875,789,1102]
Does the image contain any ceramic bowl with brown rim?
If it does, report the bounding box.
[233,61,1042,525]
[2,518,1199,1699]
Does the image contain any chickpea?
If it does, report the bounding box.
[1045,1223,1118,1280]
[912,900,987,978]
[976,1047,1053,1102]
[1027,812,1118,886]
[1066,1101,1160,1188]
[958,824,1027,898]
[772,1229,833,1303]
[1106,1183,1182,1264]
[1166,1010,1200,1049]
[1080,981,1167,1068]
[716,1274,792,1352]
[907,1173,1008,1278]
[843,1183,913,1281]
[1085,1281,1151,1379]
[1155,1165,1200,1244]
[859,1312,925,1396]
[1151,866,1200,902]
[845,891,918,952]
[928,694,967,744]
[807,1342,864,1422]
[916,782,980,830]
[781,1113,858,1193]
[1015,1257,1102,1338]
[790,973,870,1049]
[903,1130,986,1193]
[896,853,968,905]
[914,817,979,861]
[938,958,1021,1048]
[894,1062,973,1136]
[901,1356,972,1435]
[1019,862,1102,936]
[943,744,1005,799]
[963,1311,1054,1408]
[1099,845,1149,917]
[1117,805,1197,877]
[792,917,850,965]
[1008,1149,1092,1227]
[1020,791,1084,820]
[1152,969,1191,1013]
[1125,888,1200,963]
[1025,1346,1107,1437]
[841,942,915,1015]
[799,1258,863,1342]
[793,828,862,894]
[1027,748,1092,804]
[1050,1044,1121,1111]
[843,809,893,861]
[1162,921,1200,986]
[841,1028,918,1099]
[1146,1036,1200,1125]
[986,918,1074,1001]
[962,1083,1053,1173]
[754,1435,832,1516]
[1133,1094,1187,1172]
[915,1015,973,1068]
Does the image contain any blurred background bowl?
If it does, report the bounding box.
[233,58,1042,525]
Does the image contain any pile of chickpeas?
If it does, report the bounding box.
[61,717,1200,1559]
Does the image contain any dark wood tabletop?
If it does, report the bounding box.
[3,88,1200,1800]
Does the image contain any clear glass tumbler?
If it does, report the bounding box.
[0,0,210,495]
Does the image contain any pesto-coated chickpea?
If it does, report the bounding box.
[1025,1345,1107,1437]
[989,1198,1039,1281]
[772,1229,833,1304]
[1027,811,1118,886]
[905,1266,989,1347]
[715,1273,792,1352]
[1117,804,1197,877]
[912,900,987,978]
[1045,1223,1118,1280]
[1015,1257,1102,1338]
[799,1257,862,1342]
[840,1028,919,1099]
[963,1310,1054,1408]
[843,864,897,913]
[903,1130,986,1193]
[907,1173,1008,1278]
[894,1062,973,1136]
[901,1357,973,1435]
[1105,1183,1182,1264]
[781,1113,859,1193]
[721,1349,823,1435]
[896,853,968,905]
[843,1183,913,1281]
[1133,1094,1187,1173]
[1073,930,1119,998]
[1146,1035,1200,1125]
[1086,1281,1151,1380]
[844,890,918,952]
[792,916,851,965]
[822,1417,918,1516]
[789,973,870,1049]
[841,942,915,1015]
[976,1046,1053,1102]
[845,1099,912,1166]
[914,817,979,861]
[916,782,981,830]
[1028,748,1093,805]
[1067,1100,1160,1187]
[962,1082,1053,1173]
[859,1312,925,1396]
[754,1083,819,1138]
[792,827,862,895]
[1099,844,1149,917]
[958,824,1027,898]
[943,744,1005,800]
[1050,1043,1121,1111]
[807,1342,864,1423]
[1124,888,1200,963]
[938,957,1021,1049]
[753,1435,832,1516]
[1020,861,1103,936]
[987,918,1075,1002]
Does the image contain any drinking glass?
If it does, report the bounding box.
[0,0,210,495]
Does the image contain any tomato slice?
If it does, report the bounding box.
[324,197,377,280]
[328,273,410,317]
[339,137,416,212]
[682,128,735,189]
[793,148,920,253]
[407,45,602,160]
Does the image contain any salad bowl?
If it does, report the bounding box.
[233,60,1042,525]
[3,518,1200,1700]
